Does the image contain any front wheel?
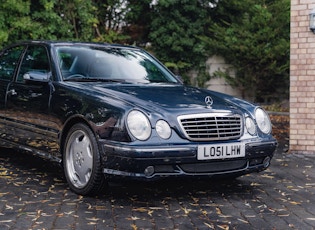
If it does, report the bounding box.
[63,123,107,196]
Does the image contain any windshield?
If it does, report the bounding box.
[56,45,179,84]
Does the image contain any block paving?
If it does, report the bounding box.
[0,139,315,229]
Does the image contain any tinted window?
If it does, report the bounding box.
[56,46,178,83]
[17,45,50,82]
[0,46,24,81]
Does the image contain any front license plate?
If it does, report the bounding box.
[197,143,245,160]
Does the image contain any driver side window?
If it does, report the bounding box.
[0,46,24,81]
[17,45,50,83]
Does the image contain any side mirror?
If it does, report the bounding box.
[23,71,50,84]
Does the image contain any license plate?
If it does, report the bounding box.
[197,143,245,160]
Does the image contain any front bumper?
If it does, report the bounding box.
[100,139,277,179]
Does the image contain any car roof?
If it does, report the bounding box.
[7,40,138,50]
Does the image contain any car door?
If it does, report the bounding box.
[0,45,25,144]
[5,45,59,153]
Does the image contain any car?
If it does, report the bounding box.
[0,41,277,196]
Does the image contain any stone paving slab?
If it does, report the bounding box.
[0,142,315,229]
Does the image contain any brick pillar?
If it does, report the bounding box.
[290,0,315,153]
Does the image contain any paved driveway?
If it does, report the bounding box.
[0,141,314,229]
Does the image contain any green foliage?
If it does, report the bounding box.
[0,0,31,44]
[92,0,130,43]
[203,0,290,102]
[0,0,290,101]
[123,0,152,45]
[93,29,129,43]
[0,0,129,48]
[29,0,67,40]
[149,0,211,84]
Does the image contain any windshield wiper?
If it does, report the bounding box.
[64,77,126,83]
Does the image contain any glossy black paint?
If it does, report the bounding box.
[0,41,277,182]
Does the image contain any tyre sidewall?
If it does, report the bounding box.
[63,123,106,196]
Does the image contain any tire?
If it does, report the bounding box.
[63,123,107,196]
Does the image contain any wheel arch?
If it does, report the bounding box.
[60,115,108,195]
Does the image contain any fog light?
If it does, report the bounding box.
[144,166,155,177]
[263,156,271,168]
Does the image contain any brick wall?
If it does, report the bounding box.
[290,0,315,153]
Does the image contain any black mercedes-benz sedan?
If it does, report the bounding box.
[0,41,277,195]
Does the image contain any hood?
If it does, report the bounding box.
[91,83,246,115]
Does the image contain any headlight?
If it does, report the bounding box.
[127,110,151,140]
[156,120,171,139]
[255,107,271,134]
[245,117,256,135]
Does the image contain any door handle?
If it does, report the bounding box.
[7,89,17,96]
[31,92,42,98]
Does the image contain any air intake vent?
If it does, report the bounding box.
[178,113,243,141]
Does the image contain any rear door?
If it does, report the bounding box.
[0,45,25,142]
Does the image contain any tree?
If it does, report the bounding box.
[92,0,130,43]
[0,0,32,46]
[29,0,71,40]
[203,0,290,102]
[148,0,212,82]
[0,0,290,103]
[0,0,131,47]
[123,0,152,46]
[54,0,96,41]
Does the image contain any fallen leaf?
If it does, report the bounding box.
[6,204,13,210]
[192,197,199,203]
[64,211,75,215]
[238,218,249,224]
[0,220,13,223]
[86,217,99,221]
[182,207,191,215]
[202,210,208,216]
[87,222,97,225]
[132,207,147,212]
[0,192,9,197]
[204,222,214,228]
[261,174,275,179]
[216,207,222,215]
[289,201,301,205]
[149,207,163,210]
[217,224,229,230]
[278,213,290,217]
[147,210,153,217]
[250,182,262,186]
[131,216,140,221]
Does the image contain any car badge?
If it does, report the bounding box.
[205,96,213,108]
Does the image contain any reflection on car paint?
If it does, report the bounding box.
[0,41,277,196]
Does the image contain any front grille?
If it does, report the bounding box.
[178,113,243,141]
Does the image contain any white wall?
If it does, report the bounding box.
[205,56,243,98]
